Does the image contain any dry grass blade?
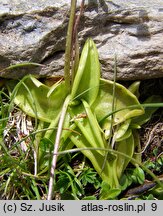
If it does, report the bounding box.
[47,95,70,200]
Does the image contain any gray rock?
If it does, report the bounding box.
[0,0,163,80]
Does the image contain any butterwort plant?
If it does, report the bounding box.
[6,0,163,199]
[11,31,145,195]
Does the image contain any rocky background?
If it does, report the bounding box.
[0,0,163,80]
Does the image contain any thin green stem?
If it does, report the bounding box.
[33,121,44,176]
[64,0,77,92]
[71,0,85,82]
[0,62,43,73]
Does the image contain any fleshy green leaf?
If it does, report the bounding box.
[92,79,144,125]
[115,129,132,142]
[69,102,105,156]
[116,134,135,179]
[13,75,68,123]
[70,133,119,187]
[71,38,100,105]
[82,100,105,151]
[128,81,140,98]
[113,119,131,142]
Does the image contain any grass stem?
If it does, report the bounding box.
[47,95,70,200]
[64,0,77,92]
